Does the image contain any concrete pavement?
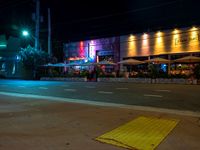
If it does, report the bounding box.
[0,94,200,150]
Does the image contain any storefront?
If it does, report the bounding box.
[63,26,200,75]
[63,37,120,65]
[120,26,200,58]
[120,26,200,74]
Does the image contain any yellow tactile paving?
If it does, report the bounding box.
[96,116,179,150]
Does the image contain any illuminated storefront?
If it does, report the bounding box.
[120,26,200,59]
[119,26,200,73]
[63,26,200,73]
[63,37,120,64]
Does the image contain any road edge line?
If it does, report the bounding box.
[0,91,200,117]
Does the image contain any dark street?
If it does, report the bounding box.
[0,80,200,112]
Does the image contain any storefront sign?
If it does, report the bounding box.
[97,50,113,56]
[175,34,199,45]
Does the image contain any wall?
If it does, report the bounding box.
[0,36,22,78]
[120,27,200,60]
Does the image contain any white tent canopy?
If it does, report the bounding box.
[118,58,145,65]
[174,56,200,63]
[145,57,170,64]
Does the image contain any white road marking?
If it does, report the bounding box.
[155,90,171,92]
[116,88,128,90]
[144,94,163,98]
[64,89,77,92]
[18,86,25,88]
[39,87,48,90]
[85,86,96,89]
[0,91,199,117]
[98,91,113,94]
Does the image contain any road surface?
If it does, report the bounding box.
[0,79,200,112]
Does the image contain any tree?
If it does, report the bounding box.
[18,45,51,79]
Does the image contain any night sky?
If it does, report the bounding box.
[0,0,200,59]
[48,0,200,42]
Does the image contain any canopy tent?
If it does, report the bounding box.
[65,62,82,66]
[118,58,145,65]
[42,63,54,67]
[145,57,170,64]
[42,62,97,68]
[174,56,200,63]
[42,62,79,67]
[52,63,66,67]
[78,62,96,66]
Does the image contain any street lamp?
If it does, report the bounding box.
[22,30,29,37]
[21,29,39,50]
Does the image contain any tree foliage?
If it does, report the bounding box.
[19,45,50,70]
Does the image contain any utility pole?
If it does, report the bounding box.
[35,0,40,50]
[48,8,52,56]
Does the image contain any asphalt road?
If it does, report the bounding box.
[0,79,200,112]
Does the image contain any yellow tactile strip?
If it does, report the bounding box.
[96,116,179,150]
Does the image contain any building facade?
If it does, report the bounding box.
[64,37,120,64]
[120,27,200,60]
[63,26,200,71]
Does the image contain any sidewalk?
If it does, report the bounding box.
[0,95,200,150]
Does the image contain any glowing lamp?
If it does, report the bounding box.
[143,33,148,39]
[173,29,179,34]
[191,26,197,31]
[22,30,29,37]
[157,31,162,37]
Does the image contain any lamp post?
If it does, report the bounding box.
[21,29,37,79]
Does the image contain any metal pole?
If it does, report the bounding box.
[168,54,171,75]
[35,0,40,50]
[48,8,52,56]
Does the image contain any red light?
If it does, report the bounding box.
[80,41,84,57]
